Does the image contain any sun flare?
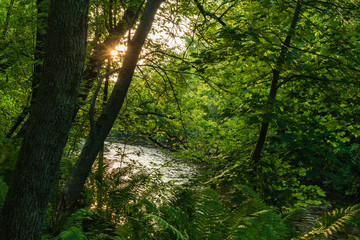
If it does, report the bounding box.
[115,45,127,53]
[110,45,127,58]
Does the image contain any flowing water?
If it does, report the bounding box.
[104,142,195,185]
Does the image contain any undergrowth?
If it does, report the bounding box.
[43,182,360,239]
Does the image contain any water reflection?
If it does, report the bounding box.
[104,142,194,185]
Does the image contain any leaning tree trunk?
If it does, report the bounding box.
[0,0,89,239]
[56,0,164,219]
[251,2,302,165]
[74,0,144,120]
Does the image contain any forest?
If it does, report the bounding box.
[1,0,360,239]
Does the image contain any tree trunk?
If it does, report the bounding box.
[0,0,89,239]
[74,0,144,118]
[251,2,302,165]
[57,0,164,219]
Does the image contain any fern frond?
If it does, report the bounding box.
[282,208,306,226]
[159,205,190,232]
[60,157,75,178]
[49,226,86,240]
[298,204,360,239]
[281,208,306,237]
[225,186,288,239]
[145,213,189,240]
[63,208,92,230]
[168,188,198,219]
[192,189,228,239]
[144,198,158,213]
[107,171,150,211]
[235,184,268,210]
[224,199,254,228]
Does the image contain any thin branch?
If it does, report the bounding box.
[278,74,345,89]
[193,0,227,26]
[89,67,122,130]
[219,1,239,19]
[136,111,176,119]
[143,60,188,136]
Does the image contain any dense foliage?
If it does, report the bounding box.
[1,0,360,239]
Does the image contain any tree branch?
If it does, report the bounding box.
[193,0,227,26]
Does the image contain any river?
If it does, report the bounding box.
[103,142,343,235]
[104,142,195,185]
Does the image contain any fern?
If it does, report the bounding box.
[225,185,288,239]
[159,205,190,234]
[99,165,151,220]
[167,188,198,219]
[234,184,268,210]
[297,204,360,239]
[282,208,306,226]
[164,187,288,240]
[192,189,228,240]
[60,156,75,179]
[145,213,189,240]
[281,208,306,237]
[63,208,92,230]
[229,209,288,240]
[47,227,86,240]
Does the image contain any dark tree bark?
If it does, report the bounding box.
[56,0,164,219]
[251,2,302,165]
[31,0,47,104]
[0,0,89,239]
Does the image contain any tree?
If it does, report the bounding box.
[75,0,145,118]
[169,0,360,205]
[56,0,164,219]
[4,0,144,138]
[250,1,302,166]
[0,0,89,239]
